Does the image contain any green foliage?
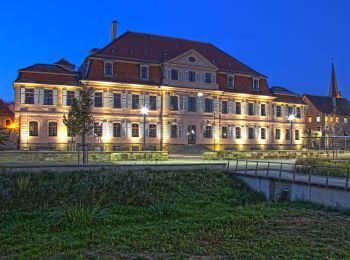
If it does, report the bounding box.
[296,158,350,177]
[15,174,31,193]
[77,85,94,137]
[50,200,111,225]
[149,197,183,218]
[63,98,80,140]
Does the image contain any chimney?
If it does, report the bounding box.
[110,20,118,42]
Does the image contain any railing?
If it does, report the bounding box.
[228,159,350,191]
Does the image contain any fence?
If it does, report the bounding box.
[228,159,350,191]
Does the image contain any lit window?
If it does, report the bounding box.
[236,102,241,115]
[94,92,103,107]
[94,122,102,137]
[25,89,34,104]
[316,115,320,122]
[48,122,57,136]
[253,78,259,90]
[261,104,266,116]
[221,101,228,114]
[235,127,241,139]
[170,96,178,111]
[203,125,212,138]
[308,116,312,123]
[113,93,121,108]
[29,121,38,136]
[336,116,339,123]
[171,124,178,138]
[286,129,291,140]
[204,98,213,113]
[113,123,121,137]
[140,66,149,80]
[149,123,157,138]
[248,127,254,139]
[295,130,300,140]
[325,116,328,123]
[132,94,139,109]
[44,89,53,105]
[188,97,197,112]
[275,129,281,140]
[189,71,196,82]
[248,103,254,116]
[149,96,157,110]
[171,69,178,80]
[132,123,139,137]
[205,73,212,83]
[66,91,75,106]
[227,75,234,88]
[104,62,113,76]
[5,120,11,126]
[276,106,282,117]
[222,126,228,139]
[261,128,266,139]
[344,118,348,124]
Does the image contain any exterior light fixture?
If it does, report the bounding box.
[197,92,204,97]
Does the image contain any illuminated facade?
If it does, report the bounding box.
[14,22,306,151]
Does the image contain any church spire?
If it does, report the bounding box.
[329,61,341,98]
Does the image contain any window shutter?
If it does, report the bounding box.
[140,123,144,138]
[183,96,188,111]
[214,98,219,113]
[108,122,113,137]
[257,103,261,116]
[274,105,277,116]
[62,90,67,106]
[167,69,171,79]
[255,127,259,139]
[102,122,108,137]
[103,92,108,107]
[127,122,132,137]
[145,95,150,108]
[108,92,113,107]
[39,89,44,105]
[166,94,170,111]
[20,87,25,104]
[241,102,246,115]
[156,96,161,110]
[167,124,171,139]
[180,96,185,111]
[196,72,200,82]
[228,101,233,114]
[127,94,132,109]
[196,96,203,112]
[122,93,127,109]
[34,88,39,104]
[179,124,183,138]
[122,121,127,137]
[53,89,57,105]
[185,71,189,81]
[157,123,161,138]
[75,90,80,100]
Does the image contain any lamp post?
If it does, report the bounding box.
[288,114,295,150]
[141,106,149,151]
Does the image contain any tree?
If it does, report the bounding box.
[63,98,80,150]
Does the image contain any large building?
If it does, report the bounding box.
[13,22,306,152]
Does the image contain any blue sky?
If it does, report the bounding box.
[0,0,349,102]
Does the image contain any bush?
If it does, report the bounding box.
[295,158,350,177]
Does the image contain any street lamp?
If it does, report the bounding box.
[288,114,295,150]
[140,106,149,151]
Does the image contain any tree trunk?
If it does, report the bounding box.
[82,133,88,165]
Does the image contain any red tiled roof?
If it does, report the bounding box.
[19,63,75,74]
[270,86,304,104]
[304,94,350,116]
[91,31,265,77]
[54,58,75,67]
[0,99,14,117]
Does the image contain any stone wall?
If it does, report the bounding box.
[0,151,168,163]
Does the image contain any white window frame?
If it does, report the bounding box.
[252,78,259,91]
[140,64,149,80]
[227,74,234,88]
[104,61,114,77]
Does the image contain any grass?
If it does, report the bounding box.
[296,158,350,177]
[0,169,350,258]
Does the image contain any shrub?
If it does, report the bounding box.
[50,200,111,225]
[149,197,183,218]
[16,174,31,193]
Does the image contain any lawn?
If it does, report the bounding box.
[0,169,350,258]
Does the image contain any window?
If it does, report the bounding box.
[296,107,301,118]
[149,123,157,138]
[308,116,312,123]
[94,123,102,137]
[221,101,228,114]
[287,106,293,116]
[104,62,113,76]
[66,91,75,106]
[29,121,38,136]
[325,116,329,123]
[235,127,241,139]
[316,127,321,132]
[189,71,196,82]
[236,102,241,115]
[253,78,259,90]
[149,96,157,110]
[113,93,121,108]
[276,106,282,117]
[248,103,254,116]
[132,123,139,137]
[261,104,266,116]
[204,98,213,113]
[25,89,34,104]
[345,118,348,124]
[132,94,139,109]
[188,97,196,112]
[286,129,291,140]
[248,127,254,139]
[170,96,178,111]
[170,124,178,138]
[295,130,300,140]
[44,89,53,105]
[5,120,11,127]
[48,122,57,136]
[171,69,178,80]
[336,116,339,123]
[222,126,228,139]
[205,73,212,83]
[316,115,321,123]
[261,128,266,139]
[330,116,333,123]
[94,92,103,107]
[113,123,121,137]
[227,75,234,88]
[140,66,149,80]
[203,125,212,138]
[275,129,281,140]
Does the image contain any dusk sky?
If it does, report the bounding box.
[0,0,349,102]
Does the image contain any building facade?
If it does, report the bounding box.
[14,22,306,151]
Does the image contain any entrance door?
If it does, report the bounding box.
[188,125,196,144]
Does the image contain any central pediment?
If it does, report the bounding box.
[166,49,218,70]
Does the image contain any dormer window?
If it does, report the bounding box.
[227,75,234,88]
[140,65,149,80]
[205,73,212,83]
[253,78,259,90]
[104,62,113,77]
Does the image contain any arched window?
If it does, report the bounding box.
[48,122,57,136]
[29,121,38,136]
